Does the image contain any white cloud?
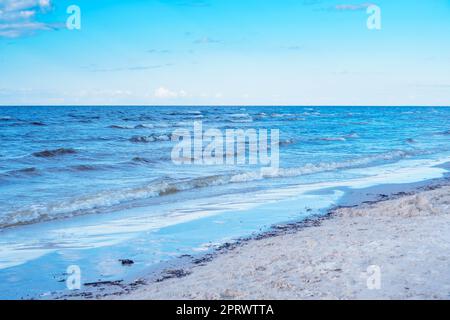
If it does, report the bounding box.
[0,0,56,38]
[153,87,225,100]
[39,0,50,8]
[193,36,221,44]
[1,0,50,12]
[334,3,373,11]
[0,21,55,37]
[78,89,133,97]
[154,86,187,99]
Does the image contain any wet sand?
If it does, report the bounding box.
[115,184,450,300]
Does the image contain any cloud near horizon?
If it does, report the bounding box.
[333,2,374,11]
[154,87,188,99]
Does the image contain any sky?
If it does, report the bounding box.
[0,0,449,106]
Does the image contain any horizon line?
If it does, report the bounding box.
[1,105,450,108]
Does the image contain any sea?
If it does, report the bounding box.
[0,106,449,298]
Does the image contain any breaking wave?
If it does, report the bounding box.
[0,149,425,229]
[130,134,172,143]
[0,167,39,180]
[32,148,77,158]
[108,125,135,129]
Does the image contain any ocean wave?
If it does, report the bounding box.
[0,149,426,229]
[2,120,46,127]
[230,113,250,118]
[1,164,114,180]
[110,122,172,130]
[308,133,358,142]
[108,125,135,129]
[287,117,306,121]
[351,121,370,125]
[69,114,100,120]
[166,110,202,116]
[317,137,347,142]
[54,163,118,173]
[302,111,321,116]
[260,113,306,121]
[30,121,46,126]
[0,175,228,228]
[122,116,153,122]
[345,133,359,139]
[130,136,155,143]
[69,165,101,172]
[0,167,39,179]
[136,122,169,129]
[229,150,421,183]
[173,121,194,127]
[130,134,171,143]
[131,157,156,164]
[134,124,155,129]
[224,113,254,123]
[279,139,296,146]
[227,119,254,123]
[32,148,77,158]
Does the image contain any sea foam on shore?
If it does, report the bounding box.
[116,185,450,300]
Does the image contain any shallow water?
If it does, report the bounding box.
[0,106,449,298]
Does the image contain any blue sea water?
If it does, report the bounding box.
[0,106,449,298]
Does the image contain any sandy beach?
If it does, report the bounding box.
[113,184,450,300]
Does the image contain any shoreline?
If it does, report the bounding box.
[56,174,450,300]
[121,179,450,300]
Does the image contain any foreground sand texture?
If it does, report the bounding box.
[120,186,450,300]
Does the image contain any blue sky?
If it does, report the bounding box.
[0,0,449,106]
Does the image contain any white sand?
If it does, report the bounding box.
[119,186,450,300]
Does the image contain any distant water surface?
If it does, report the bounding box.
[1,106,449,228]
